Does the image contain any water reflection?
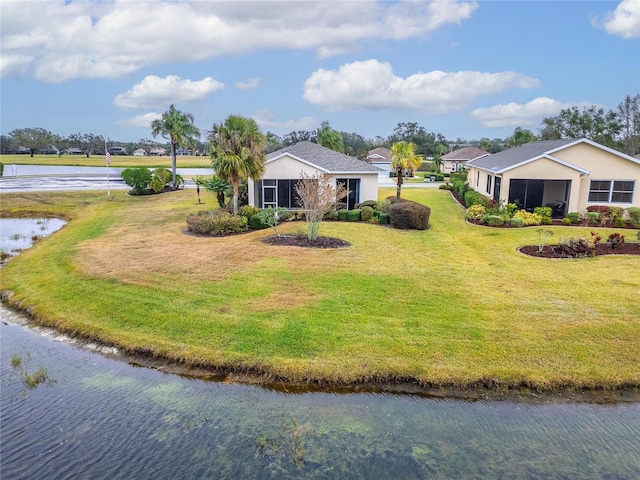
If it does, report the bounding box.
[0,217,66,258]
[1,310,639,480]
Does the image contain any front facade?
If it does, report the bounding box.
[465,139,640,215]
[440,147,489,173]
[248,142,380,210]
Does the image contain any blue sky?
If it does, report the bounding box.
[1,0,638,144]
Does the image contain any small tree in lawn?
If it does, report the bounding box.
[295,172,349,241]
[390,141,421,199]
[258,207,288,237]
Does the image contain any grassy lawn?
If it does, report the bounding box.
[1,188,639,391]
[0,154,212,169]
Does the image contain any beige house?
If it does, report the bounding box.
[465,138,640,216]
[248,141,381,210]
[440,147,489,173]
[366,147,392,175]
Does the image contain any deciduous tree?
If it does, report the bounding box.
[295,172,349,241]
[316,121,344,153]
[9,128,55,157]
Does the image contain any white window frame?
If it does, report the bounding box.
[588,180,634,204]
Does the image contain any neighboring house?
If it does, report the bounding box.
[149,147,166,156]
[465,138,640,216]
[366,147,392,175]
[440,147,489,173]
[176,147,193,156]
[67,148,84,155]
[248,141,381,210]
[133,148,146,156]
[109,146,127,155]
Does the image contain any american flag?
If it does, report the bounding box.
[106,149,111,165]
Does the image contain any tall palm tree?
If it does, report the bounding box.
[151,105,200,190]
[390,141,421,199]
[209,115,267,215]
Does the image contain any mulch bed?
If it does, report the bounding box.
[260,235,350,249]
[519,243,640,258]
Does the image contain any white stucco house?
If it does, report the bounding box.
[366,147,392,176]
[440,147,489,173]
[248,141,381,210]
[465,138,640,216]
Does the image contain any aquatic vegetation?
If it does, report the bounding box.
[10,352,50,389]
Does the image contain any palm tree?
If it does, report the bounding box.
[390,141,421,199]
[151,105,200,190]
[508,127,536,147]
[209,115,267,215]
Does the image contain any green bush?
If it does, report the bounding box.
[513,210,542,226]
[435,173,445,181]
[149,168,172,193]
[510,217,524,227]
[0,162,4,177]
[627,207,640,227]
[355,200,377,209]
[533,206,552,219]
[540,216,552,225]
[388,200,430,230]
[379,212,390,225]
[453,180,469,197]
[323,210,339,221]
[239,205,259,219]
[347,209,361,222]
[121,167,152,195]
[614,217,626,228]
[375,199,391,213]
[464,190,488,207]
[584,211,600,225]
[337,209,349,221]
[360,206,374,222]
[566,212,581,224]
[561,217,572,226]
[186,211,248,236]
[466,204,486,220]
[248,213,269,230]
[486,215,504,227]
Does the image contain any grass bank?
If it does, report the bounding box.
[0,154,211,169]
[1,188,639,393]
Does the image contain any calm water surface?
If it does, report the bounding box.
[1,219,639,479]
[1,311,639,480]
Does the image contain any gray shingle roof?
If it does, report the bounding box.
[441,146,489,161]
[267,141,381,173]
[466,139,576,172]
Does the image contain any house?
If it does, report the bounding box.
[440,147,489,173]
[133,148,146,156]
[67,148,84,155]
[149,147,166,156]
[465,138,640,216]
[366,147,392,175]
[248,141,381,210]
[109,146,127,155]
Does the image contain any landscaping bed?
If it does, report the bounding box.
[519,242,640,258]
[260,235,350,249]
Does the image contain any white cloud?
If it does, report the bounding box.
[303,59,540,114]
[592,0,640,39]
[252,111,317,132]
[0,0,478,82]
[236,78,261,90]
[470,97,593,128]
[114,75,224,110]
[116,112,163,128]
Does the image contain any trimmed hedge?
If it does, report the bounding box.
[388,200,430,230]
[248,214,269,230]
[347,209,361,222]
[360,206,374,222]
[337,209,349,221]
[186,211,248,236]
[355,200,377,209]
[510,217,524,227]
[379,212,390,225]
[486,215,504,227]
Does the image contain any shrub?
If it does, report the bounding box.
[486,215,504,227]
[337,209,349,221]
[510,217,524,227]
[375,199,391,213]
[540,216,553,225]
[367,216,380,224]
[248,213,269,230]
[239,205,259,219]
[466,204,486,221]
[0,162,4,176]
[607,232,625,249]
[347,209,361,222]
[586,205,611,214]
[388,200,430,230]
[439,183,453,190]
[323,210,339,221]
[627,207,640,227]
[584,211,600,225]
[553,232,601,258]
[464,190,488,207]
[533,206,552,219]
[561,217,572,226]
[149,168,172,193]
[536,228,554,252]
[435,173,445,181]
[355,200,377,209]
[379,212,390,225]
[186,211,248,236]
[452,180,469,197]
[614,217,626,228]
[566,212,581,224]
[360,206,375,222]
[513,210,542,226]
[121,167,152,195]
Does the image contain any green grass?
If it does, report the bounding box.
[1,187,639,391]
[0,154,212,168]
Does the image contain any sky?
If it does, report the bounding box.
[1,0,639,145]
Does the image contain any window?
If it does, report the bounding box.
[451,162,457,172]
[337,178,361,210]
[476,170,480,187]
[259,179,302,209]
[486,174,492,195]
[588,180,634,203]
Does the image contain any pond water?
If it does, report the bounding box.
[0,217,66,258]
[1,310,639,479]
[1,219,639,479]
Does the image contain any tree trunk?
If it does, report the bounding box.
[396,169,403,199]
[232,182,239,215]
[170,141,177,190]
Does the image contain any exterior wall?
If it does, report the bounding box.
[466,166,494,199]
[248,155,379,207]
[553,143,640,210]
[442,159,467,173]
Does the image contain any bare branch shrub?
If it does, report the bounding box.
[295,172,349,241]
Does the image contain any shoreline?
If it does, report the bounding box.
[3,299,638,405]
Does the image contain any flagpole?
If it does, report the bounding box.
[105,138,111,196]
